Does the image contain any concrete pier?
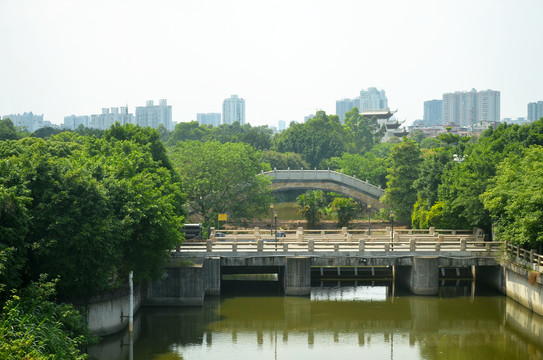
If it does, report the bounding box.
[284,257,311,296]
[398,256,440,295]
[204,257,221,296]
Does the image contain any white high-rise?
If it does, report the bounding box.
[197,113,221,127]
[442,89,500,126]
[135,99,172,130]
[222,95,245,125]
[63,115,90,130]
[528,101,543,122]
[359,87,388,112]
[336,98,359,123]
[90,106,134,130]
[3,112,44,132]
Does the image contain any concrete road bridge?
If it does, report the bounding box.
[259,169,386,209]
[144,227,506,306]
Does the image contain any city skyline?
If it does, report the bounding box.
[1,1,542,127]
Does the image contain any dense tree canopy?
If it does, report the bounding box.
[381,139,422,224]
[272,111,347,168]
[0,126,186,299]
[167,121,273,150]
[412,120,543,238]
[482,146,543,247]
[343,107,386,154]
[0,118,19,140]
[169,140,271,227]
[260,150,309,170]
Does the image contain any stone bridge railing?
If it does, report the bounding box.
[259,169,385,201]
[177,227,497,255]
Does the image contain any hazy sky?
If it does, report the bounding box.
[1,0,542,127]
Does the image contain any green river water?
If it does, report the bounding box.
[88,281,543,360]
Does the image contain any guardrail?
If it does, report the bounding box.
[505,243,543,271]
[177,238,500,255]
[206,227,483,242]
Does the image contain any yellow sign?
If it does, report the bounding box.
[218,213,227,221]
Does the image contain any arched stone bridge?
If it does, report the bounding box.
[259,169,385,209]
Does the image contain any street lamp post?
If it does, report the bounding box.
[390,211,395,251]
[367,204,372,236]
[270,204,274,235]
[274,211,278,251]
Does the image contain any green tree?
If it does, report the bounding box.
[0,118,19,141]
[321,151,389,189]
[169,140,271,227]
[260,150,309,170]
[328,196,359,228]
[381,139,422,224]
[167,121,210,144]
[296,190,327,228]
[272,111,346,168]
[343,107,385,154]
[482,146,543,247]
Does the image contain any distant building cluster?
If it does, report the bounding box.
[417,89,501,129]
[443,89,500,126]
[528,101,543,122]
[63,99,173,131]
[197,113,221,127]
[336,87,389,123]
[1,112,54,132]
[196,95,246,127]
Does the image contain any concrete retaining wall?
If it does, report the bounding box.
[83,286,141,336]
[143,265,205,306]
[477,262,543,317]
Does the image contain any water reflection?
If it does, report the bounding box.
[88,282,543,360]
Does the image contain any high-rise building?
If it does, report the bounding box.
[423,100,443,126]
[359,87,388,112]
[304,114,314,123]
[222,95,245,125]
[442,89,500,126]
[3,112,44,132]
[135,99,172,130]
[63,115,90,130]
[90,106,134,130]
[528,101,543,122]
[278,120,286,132]
[336,98,359,123]
[197,113,221,127]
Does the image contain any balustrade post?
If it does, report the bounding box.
[516,245,520,260]
[410,239,416,252]
[257,239,263,252]
[232,240,237,252]
[435,243,441,252]
[206,239,213,252]
[530,249,535,267]
[460,239,467,251]
[334,243,339,252]
[385,243,390,252]
[210,227,216,241]
[283,243,288,252]
[429,227,435,236]
[308,240,314,252]
[359,240,365,252]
